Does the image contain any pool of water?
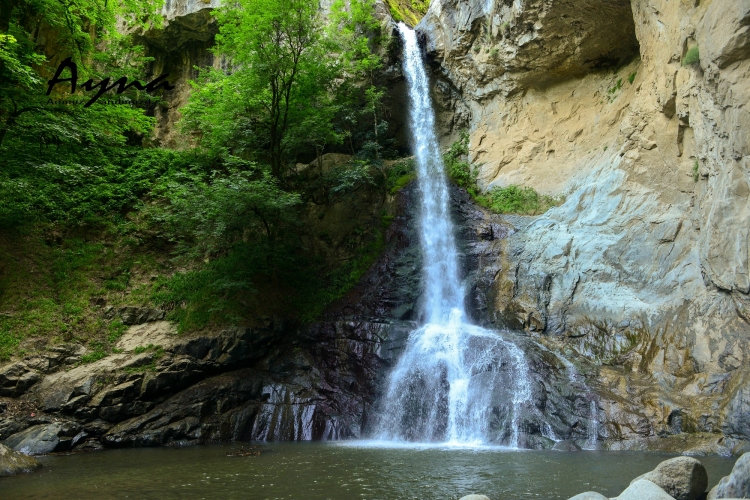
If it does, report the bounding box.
[0,442,736,499]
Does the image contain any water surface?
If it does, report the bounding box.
[0,442,735,499]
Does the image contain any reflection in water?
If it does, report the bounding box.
[0,443,734,500]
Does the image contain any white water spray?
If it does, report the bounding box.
[373,24,532,447]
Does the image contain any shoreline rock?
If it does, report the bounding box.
[566,452,750,500]
[0,443,41,477]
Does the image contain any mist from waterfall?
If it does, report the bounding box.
[372,23,533,447]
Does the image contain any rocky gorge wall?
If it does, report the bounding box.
[418,0,750,453]
[3,0,749,457]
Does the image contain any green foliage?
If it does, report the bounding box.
[445,131,477,194]
[383,0,428,26]
[293,218,392,323]
[628,72,637,84]
[181,0,383,178]
[150,159,301,258]
[386,158,416,194]
[133,344,164,358]
[1,0,163,151]
[410,0,430,15]
[152,245,262,332]
[682,46,700,66]
[107,319,127,343]
[81,341,107,364]
[608,78,623,95]
[475,185,564,215]
[0,147,199,228]
[330,0,382,77]
[693,160,700,182]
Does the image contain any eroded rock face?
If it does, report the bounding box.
[417,0,750,452]
[419,0,639,99]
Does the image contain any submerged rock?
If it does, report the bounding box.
[708,452,750,499]
[552,440,582,452]
[0,443,41,476]
[631,456,707,500]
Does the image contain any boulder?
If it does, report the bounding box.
[0,362,40,396]
[0,417,29,441]
[615,479,675,500]
[0,443,41,476]
[459,496,491,500]
[3,422,81,455]
[567,493,609,500]
[708,452,750,499]
[631,456,708,500]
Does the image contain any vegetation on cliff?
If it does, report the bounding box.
[445,132,564,216]
[0,0,405,360]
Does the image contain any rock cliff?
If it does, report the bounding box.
[3,0,748,456]
[419,0,750,453]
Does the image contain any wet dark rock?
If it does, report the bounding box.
[632,456,707,500]
[708,452,750,499]
[0,443,41,476]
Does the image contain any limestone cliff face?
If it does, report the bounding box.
[419,0,750,453]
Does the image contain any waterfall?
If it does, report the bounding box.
[398,23,464,325]
[372,24,532,447]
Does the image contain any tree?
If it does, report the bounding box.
[182,0,386,180]
[181,0,343,179]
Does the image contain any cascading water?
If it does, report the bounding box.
[373,24,533,447]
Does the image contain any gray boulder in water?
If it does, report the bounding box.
[0,443,41,476]
[615,479,675,499]
[458,495,491,500]
[631,456,708,500]
[567,492,609,500]
[708,452,750,499]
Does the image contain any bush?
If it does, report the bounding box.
[475,185,564,215]
[386,158,417,194]
[444,131,477,193]
[682,46,700,66]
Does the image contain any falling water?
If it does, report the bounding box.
[397,23,464,325]
[373,24,532,447]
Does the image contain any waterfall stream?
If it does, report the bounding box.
[372,24,534,447]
